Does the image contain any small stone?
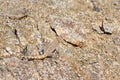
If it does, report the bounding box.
[113,36,120,45]
[6,20,13,27]
[92,25,104,34]
[5,47,13,54]
[102,23,113,34]
[93,6,101,12]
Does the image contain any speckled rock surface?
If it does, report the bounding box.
[0,0,120,80]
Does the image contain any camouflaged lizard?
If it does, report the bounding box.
[0,34,64,60]
[0,30,83,60]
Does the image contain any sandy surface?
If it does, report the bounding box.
[0,0,120,80]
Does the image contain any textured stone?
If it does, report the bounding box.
[113,36,120,45]
[92,25,104,34]
[102,22,114,34]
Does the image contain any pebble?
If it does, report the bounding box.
[113,36,120,45]
[93,6,101,12]
[5,47,13,54]
[102,23,113,34]
[92,25,104,34]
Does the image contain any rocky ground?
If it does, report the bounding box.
[0,0,120,80]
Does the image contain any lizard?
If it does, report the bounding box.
[0,26,84,60]
[0,34,64,60]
